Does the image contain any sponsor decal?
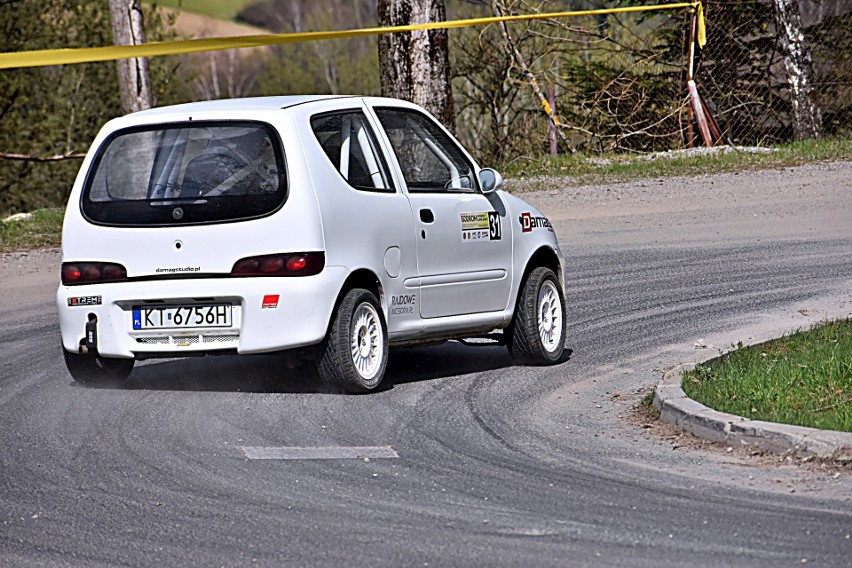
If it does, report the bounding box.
[519,211,553,233]
[67,296,102,307]
[155,265,201,274]
[460,211,501,242]
[261,294,280,309]
[390,294,416,316]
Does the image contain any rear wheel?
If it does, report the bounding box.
[315,288,388,393]
[63,349,134,386]
[507,267,565,364]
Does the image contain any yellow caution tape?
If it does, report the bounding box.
[0,2,705,70]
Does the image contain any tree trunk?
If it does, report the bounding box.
[377,0,455,132]
[108,0,152,114]
[773,0,822,140]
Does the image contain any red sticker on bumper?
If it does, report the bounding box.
[261,294,280,309]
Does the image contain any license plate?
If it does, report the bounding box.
[132,305,232,330]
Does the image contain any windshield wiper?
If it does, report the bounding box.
[148,198,208,206]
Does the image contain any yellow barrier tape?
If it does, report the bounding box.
[0,2,705,70]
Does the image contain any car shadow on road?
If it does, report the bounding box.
[383,342,573,389]
[109,341,572,394]
[122,353,325,394]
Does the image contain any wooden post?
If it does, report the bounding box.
[548,86,557,156]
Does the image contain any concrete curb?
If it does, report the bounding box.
[653,362,852,463]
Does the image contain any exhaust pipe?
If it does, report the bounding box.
[80,313,98,354]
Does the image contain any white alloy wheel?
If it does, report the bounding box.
[537,279,563,353]
[350,302,383,380]
[315,288,389,393]
[506,267,566,364]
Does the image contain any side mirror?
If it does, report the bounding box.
[478,168,503,194]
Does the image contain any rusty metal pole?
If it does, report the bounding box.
[685,7,714,147]
[685,10,695,147]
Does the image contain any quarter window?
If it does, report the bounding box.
[310,111,394,192]
[375,108,475,193]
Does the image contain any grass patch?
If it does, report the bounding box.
[682,320,852,433]
[499,138,852,187]
[0,209,63,253]
[641,391,660,420]
[152,0,255,21]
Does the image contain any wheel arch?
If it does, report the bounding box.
[520,246,564,291]
[331,268,386,322]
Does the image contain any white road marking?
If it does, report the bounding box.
[241,446,399,460]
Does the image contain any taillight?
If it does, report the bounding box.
[231,252,324,277]
[62,262,127,285]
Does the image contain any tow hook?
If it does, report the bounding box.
[81,313,98,354]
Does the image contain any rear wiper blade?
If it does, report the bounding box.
[148,201,207,207]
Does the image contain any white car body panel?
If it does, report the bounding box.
[58,95,563,365]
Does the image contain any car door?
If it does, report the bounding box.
[306,103,420,333]
[370,106,512,319]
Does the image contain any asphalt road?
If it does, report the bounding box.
[1,162,851,567]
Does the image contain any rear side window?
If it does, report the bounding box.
[82,122,287,226]
[310,111,393,192]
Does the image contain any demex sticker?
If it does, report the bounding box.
[460,211,501,242]
[519,212,553,233]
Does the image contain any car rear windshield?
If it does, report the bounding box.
[82,122,287,226]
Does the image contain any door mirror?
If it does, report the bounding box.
[478,168,503,194]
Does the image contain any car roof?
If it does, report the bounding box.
[131,95,355,119]
[99,95,424,135]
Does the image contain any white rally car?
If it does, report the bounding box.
[58,96,565,392]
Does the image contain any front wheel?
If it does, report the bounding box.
[315,288,388,393]
[506,267,566,365]
[63,349,134,386]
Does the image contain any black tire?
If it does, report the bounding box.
[315,288,388,393]
[63,349,134,386]
[506,267,566,365]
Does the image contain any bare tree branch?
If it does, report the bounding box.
[0,152,85,162]
[491,0,573,152]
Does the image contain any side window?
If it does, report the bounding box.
[310,111,394,192]
[374,108,475,193]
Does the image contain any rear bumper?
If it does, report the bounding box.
[57,268,347,358]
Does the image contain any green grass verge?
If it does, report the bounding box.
[152,0,255,21]
[0,209,63,253]
[499,138,852,186]
[682,320,852,433]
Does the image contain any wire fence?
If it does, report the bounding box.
[451,0,851,162]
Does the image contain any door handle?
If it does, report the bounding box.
[419,208,435,223]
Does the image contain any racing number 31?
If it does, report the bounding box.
[488,211,501,240]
